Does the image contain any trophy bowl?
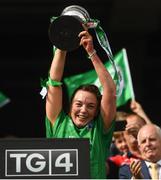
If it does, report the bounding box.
[48,5,91,51]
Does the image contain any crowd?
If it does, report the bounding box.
[106,100,161,179]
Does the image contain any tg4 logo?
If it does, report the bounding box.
[5,149,78,177]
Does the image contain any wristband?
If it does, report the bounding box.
[46,76,62,87]
[88,49,97,59]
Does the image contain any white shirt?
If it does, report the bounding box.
[145,160,161,179]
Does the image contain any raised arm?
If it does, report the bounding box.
[79,30,116,130]
[130,99,152,124]
[46,49,67,125]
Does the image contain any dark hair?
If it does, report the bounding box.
[70,84,102,108]
[127,113,147,126]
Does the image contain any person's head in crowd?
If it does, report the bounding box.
[137,123,161,163]
[115,111,147,157]
[113,131,129,155]
[124,114,146,153]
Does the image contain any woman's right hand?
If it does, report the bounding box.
[78,30,94,54]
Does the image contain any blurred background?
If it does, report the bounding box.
[0,0,161,137]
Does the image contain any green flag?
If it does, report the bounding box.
[64,48,135,107]
[0,91,10,108]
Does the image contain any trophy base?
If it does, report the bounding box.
[48,15,84,51]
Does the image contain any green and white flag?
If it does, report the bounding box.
[0,91,10,108]
[64,48,135,107]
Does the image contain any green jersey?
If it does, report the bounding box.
[46,110,115,179]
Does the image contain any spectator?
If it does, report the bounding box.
[110,100,151,179]
[124,113,147,158]
[117,100,151,158]
[112,131,129,156]
[106,129,129,179]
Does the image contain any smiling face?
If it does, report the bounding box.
[138,124,161,162]
[70,90,98,128]
[114,132,129,154]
